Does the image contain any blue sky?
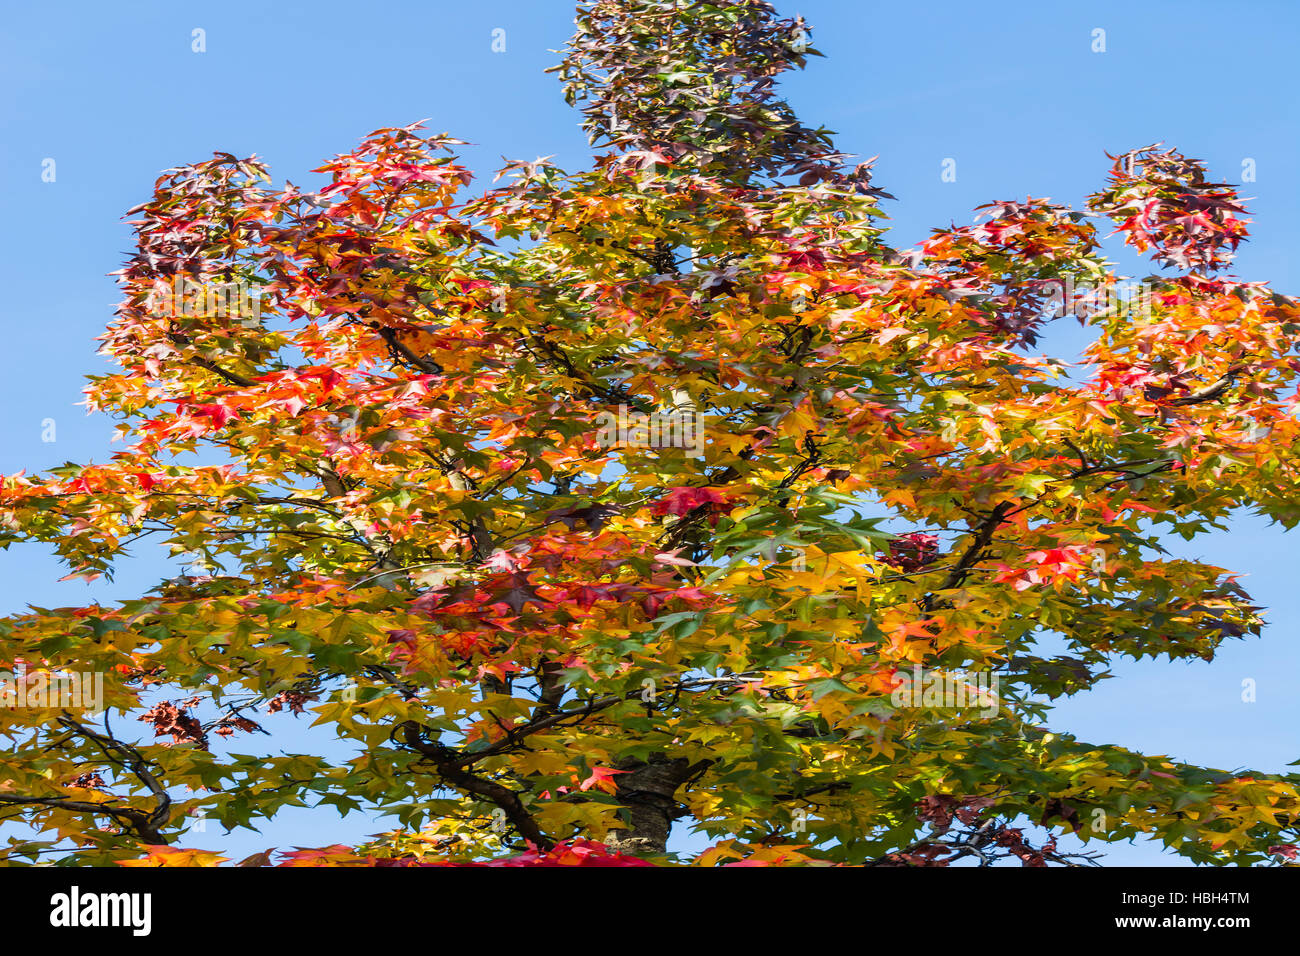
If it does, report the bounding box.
[1,0,1296,865]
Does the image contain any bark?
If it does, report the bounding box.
[605,754,710,855]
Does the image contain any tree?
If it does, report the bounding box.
[2,0,1298,868]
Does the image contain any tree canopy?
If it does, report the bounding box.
[2,0,1298,867]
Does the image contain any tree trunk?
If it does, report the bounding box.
[605,755,709,855]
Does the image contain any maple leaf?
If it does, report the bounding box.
[490,571,545,615]
[544,503,622,532]
[579,766,630,794]
[276,845,364,867]
[235,849,276,867]
[651,486,731,518]
[119,846,228,867]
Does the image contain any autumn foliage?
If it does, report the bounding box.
[1,0,1299,867]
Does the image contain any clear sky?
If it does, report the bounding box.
[1,0,1296,865]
